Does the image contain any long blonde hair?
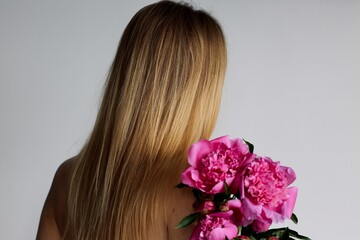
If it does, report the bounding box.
[65,1,227,239]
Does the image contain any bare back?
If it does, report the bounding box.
[36,158,195,240]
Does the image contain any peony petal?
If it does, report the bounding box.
[227,199,242,209]
[190,169,200,181]
[211,181,225,194]
[208,228,226,240]
[209,210,233,218]
[251,218,272,233]
[209,223,238,240]
[241,197,263,226]
[180,168,197,188]
[231,172,243,195]
[261,187,298,222]
[227,199,243,226]
[262,206,283,223]
[282,187,298,218]
[283,166,296,185]
[222,221,239,238]
[210,176,234,194]
[224,176,235,188]
[190,222,202,240]
[188,140,212,167]
[231,138,250,155]
[211,135,231,148]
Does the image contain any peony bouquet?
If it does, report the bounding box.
[176,136,310,240]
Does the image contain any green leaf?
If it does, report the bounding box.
[192,189,202,201]
[237,226,242,236]
[279,228,290,240]
[249,235,257,240]
[288,229,312,240]
[262,227,287,235]
[224,181,230,196]
[291,213,298,224]
[256,227,311,240]
[244,139,254,153]
[175,212,200,229]
[213,193,228,203]
[175,183,188,188]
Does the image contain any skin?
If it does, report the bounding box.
[36,157,195,240]
[36,158,72,240]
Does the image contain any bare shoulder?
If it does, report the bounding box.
[36,157,75,240]
[167,186,196,240]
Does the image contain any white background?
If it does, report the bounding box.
[1,0,359,239]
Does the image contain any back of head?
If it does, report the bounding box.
[65,1,227,239]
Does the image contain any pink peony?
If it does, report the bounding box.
[181,136,252,194]
[190,211,238,240]
[239,156,298,232]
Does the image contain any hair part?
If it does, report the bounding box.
[65,1,227,239]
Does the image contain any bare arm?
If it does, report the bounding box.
[36,159,73,240]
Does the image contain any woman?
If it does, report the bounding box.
[36,1,227,239]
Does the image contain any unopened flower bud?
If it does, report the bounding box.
[193,200,215,215]
[219,202,229,212]
[267,237,279,240]
[236,236,250,240]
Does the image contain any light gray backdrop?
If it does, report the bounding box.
[1,0,359,239]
